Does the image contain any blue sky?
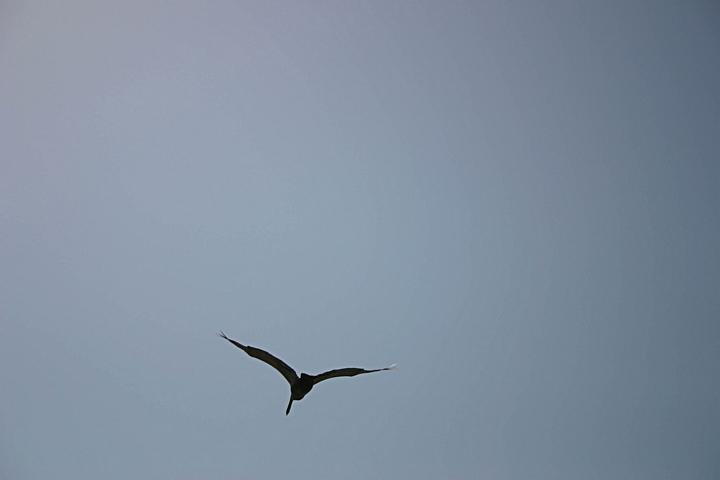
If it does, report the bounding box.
[1,1,719,479]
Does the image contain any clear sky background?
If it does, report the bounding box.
[1,1,719,479]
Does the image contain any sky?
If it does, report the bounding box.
[1,1,719,479]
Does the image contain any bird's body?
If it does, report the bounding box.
[218,331,394,415]
[291,373,315,400]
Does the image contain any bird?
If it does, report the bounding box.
[218,331,395,415]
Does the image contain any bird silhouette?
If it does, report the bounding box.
[218,331,395,415]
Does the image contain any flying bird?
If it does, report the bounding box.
[218,331,395,415]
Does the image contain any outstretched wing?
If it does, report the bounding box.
[219,331,298,385]
[312,364,396,385]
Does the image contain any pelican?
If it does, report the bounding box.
[218,331,395,415]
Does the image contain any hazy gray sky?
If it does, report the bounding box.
[1,1,719,479]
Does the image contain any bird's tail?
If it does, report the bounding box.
[286,398,293,415]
